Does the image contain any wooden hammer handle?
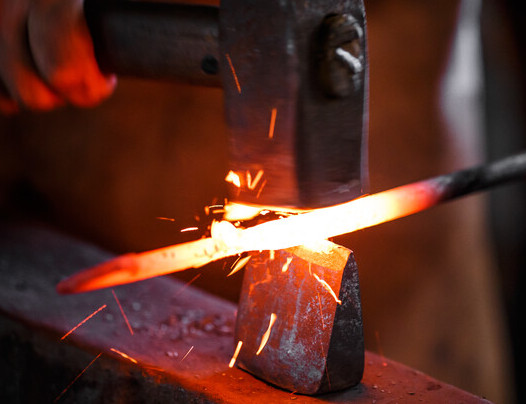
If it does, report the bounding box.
[84,0,221,86]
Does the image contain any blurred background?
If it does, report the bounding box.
[1,0,524,402]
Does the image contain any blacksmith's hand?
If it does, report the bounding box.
[0,0,116,113]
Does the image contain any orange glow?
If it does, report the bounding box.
[268,108,277,139]
[110,348,138,364]
[246,171,252,187]
[228,255,252,277]
[57,180,441,293]
[54,353,102,402]
[231,180,439,252]
[225,53,242,93]
[112,290,133,335]
[229,340,243,368]
[256,313,277,355]
[224,203,262,221]
[313,273,342,304]
[61,304,106,340]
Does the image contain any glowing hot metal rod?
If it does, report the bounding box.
[57,151,526,294]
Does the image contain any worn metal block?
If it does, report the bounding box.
[235,243,363,394]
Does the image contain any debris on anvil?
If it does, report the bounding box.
[148,309,234,341]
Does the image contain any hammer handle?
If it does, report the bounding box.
[84,0,221,86]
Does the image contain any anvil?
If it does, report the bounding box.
[0,223,491,403]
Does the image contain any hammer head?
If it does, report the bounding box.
[220,0,368,209]
[84,0,366,209]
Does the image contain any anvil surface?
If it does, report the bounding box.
[0,223,491,403]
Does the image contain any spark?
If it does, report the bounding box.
[175,274,202,297]
[256,313,277,355]
[143,365,165,372]
[157,217,176,222]
[229,340,243,368]
[228,255,251,276]
[181,346,194,362]
[110,348,138,364]
[281,256,293,273]
[268,107,277,139]
[205,204,226,216]
[269,250,275,261]
[312,273,342,305]
[225,170,241,188]
[112,290,133,335]
[317,293,325,329]
[325,361,332,390]
[256,179,267,199]
[246,171,252,188]
[208,205,225,213]
[61,304,107,340]
[225,53,241,94]
[246,169,264,190]
[54,353,102,402]
[180,227,199,233]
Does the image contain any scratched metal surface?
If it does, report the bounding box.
[220,0,368,208]
[235,246,363,394]
[0,223,491,403]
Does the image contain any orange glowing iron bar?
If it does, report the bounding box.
[57,152,526,294]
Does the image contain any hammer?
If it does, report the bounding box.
[84,0,369,209]
[75,0,369,394]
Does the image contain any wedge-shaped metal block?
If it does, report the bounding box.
[235,242,364,394]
